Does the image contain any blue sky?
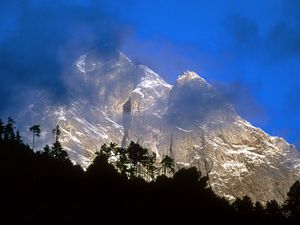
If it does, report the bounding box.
[116,0,300,147]
[1,0,300,147]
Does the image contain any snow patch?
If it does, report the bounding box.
[177,70,211,87]
[176,127,192,133]
[132,87,145,98]
[222,161,248,176]
[54,107,67,121]
[177,162,191,167]
[223,194,236,201]
[75,54,87,73]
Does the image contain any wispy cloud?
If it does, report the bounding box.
[0,0,126,114]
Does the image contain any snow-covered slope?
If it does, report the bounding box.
[18,51,300,203]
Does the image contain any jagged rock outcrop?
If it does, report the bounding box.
[18,51,300,203]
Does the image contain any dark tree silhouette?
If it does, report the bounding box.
[51,140,68,160]
[29,124,41,150]
[47,125,69,161]
[253,201,266,223]
[0,118,4,141]
[113,145,129,176]
[173,167,208,189]
[160,155,175,176]
[127,141,148,178]
[86,148,120,183]
[233,195,254,223]
[266,200,284,225]
[4,117,15,140]
[284,180,300,222]
[52,124,61,142]
[16,130,22,144]
[2,117,300,225]
[97,143,116,160]
[145,152,157,181]
[43,144,51,156]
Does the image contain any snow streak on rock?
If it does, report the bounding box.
[18,51,300,204]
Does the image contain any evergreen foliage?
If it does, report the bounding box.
[1,117,300,225]
[29,124,41,150]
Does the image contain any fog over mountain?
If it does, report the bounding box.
[17,51,300,204]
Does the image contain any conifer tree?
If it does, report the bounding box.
[113,146,129,176]
[145,152,157,181]
[266,200,283,224]
[29,125,41,150]
[16,130,22,144]
[127,141,148,177]
[160,155,175,176]
[4,117,15,141]
[0,119,4,141]
[50,125,69,160]
[284,180,300,221]
[43,144,51,156]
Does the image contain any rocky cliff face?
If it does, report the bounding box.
[18,51,300,203]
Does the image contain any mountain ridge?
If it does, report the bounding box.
[17,51,300,203]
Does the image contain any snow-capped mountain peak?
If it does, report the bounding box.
[18,51,300,204]
[176,70,210,87]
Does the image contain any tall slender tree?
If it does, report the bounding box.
[43,144,51,156]
[50,125,69,160]
[127,141,148,178]
[98,143,117,160]
[266,200,284,224]
[283,180,300,221]
[113,146,129,176]
[16,130,22,144]
[0,119,4,141]
[145,152,157,181]
[4,117,16,141]
[160,155,175,176]
[52,125,61,142]
[51,140,68,160]
[29,125,41,150]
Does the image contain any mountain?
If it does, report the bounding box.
[17,51,300,203]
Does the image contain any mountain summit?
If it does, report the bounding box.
[176,70,211,87]
[18,51,300,203]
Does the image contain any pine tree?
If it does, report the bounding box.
[43,144,51,156]
[145,152,157,181]
[4,117,15,141]
[266,200,284,224]
[127,142,148,178]
[16,130,22,144]
[49,125,69,161]
[253,201,265,223]
[232,195,254,222]
[51,140,68,160]
[0,118,4,141]
[52,125,61,143]
[97,143,117,160]
[29,125,41,150]
[160,155,175,176]
[113,146,129,176]
[284,180,300,220]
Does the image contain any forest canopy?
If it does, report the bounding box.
[0,117,300,225]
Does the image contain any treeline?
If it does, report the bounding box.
[0,117,300,225]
